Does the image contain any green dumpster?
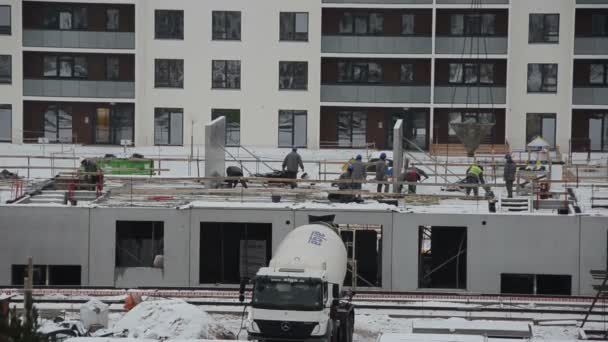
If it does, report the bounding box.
[96,158,154,176]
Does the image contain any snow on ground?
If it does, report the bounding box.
[111,299,234,340]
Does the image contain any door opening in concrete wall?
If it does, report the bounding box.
[200,222,272,284]
[418,226,467,289]
[501,273,572,295]
[11,265,81,286]
[339,224,383,288]
[115,221,164,268]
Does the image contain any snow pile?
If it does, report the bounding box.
[80,299,109,329]
[112,299,234,340]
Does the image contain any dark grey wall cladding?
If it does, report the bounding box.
[436,0,508,4]
[577,0,608,4]
[323,0,432,4]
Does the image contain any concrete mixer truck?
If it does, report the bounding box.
[240,223,355,342]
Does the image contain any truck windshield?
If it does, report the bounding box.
[252,276,323,311]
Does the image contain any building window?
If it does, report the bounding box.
[0,55,11,84]
[526,113,556,148]
[44,105,72,143]
[402,14,415,35]
[527,64,558,93]
[280,12,308,41]
[155,10,183,39]
[212,11,241,40]
[116,221,164,268]
[93,106,133,145]
[56,7,87,30]
[155,59,183,88]
[529,14,559,43]
[592,14,608,37]
[338,61,382,83]
[43,56,88,79]
[450,14,496,36]
[586,113,608,151]
[278,110,307,148]
[400,64,414,83]
[590,64,608,86]
[106,57,120,80]
[12,265,81,286]
[338,13,383,35]
[0,6,11,35]
[279,61,308,90]
[501,274,571,295]
[338,111,367,148]
[212,109,241,147]
[154,108,183,146]
[449,63,494,85]
[106,9,120,31]
[212,60,241,89]
[0,104,11,142]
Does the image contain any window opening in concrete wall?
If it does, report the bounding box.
[200,222,272,284]
[115,221,164,268]
[11,265,81,286]
[339,224,383,288]
[418,226,467,289]
[501,273,572,295]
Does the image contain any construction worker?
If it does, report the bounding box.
[81,158,100,187]
[350,155,367,191]
[226,166,248,188]
[503,154,517,198]
[282,147,304,189]
[375,153,389,193]
[329,165,355,203]
[400,164,429,194]
[465,163,484,196]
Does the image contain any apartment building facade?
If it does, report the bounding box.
[0,0,607,152]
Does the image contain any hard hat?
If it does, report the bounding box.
[347,164,354,171]
[292,146,297,152]
[356,154,362,160]
[380,153,386,160]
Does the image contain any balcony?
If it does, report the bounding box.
[321,84,431,103]
[322,35,432,54]
[24,79,135,99]
[434,86,506,104]
[574,37,608,55]
[23,30,135,50]
[435,36,508,55]
[436,0,508,3]
[573,87,608,106]
[322,0,432,3]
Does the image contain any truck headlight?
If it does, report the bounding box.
[247,321,260,334]
[310,321,328,336]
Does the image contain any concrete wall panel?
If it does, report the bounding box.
[0,206,90,285]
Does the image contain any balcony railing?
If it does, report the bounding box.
[23,29,135,50]
[434,86,506,104]
[322,35,432,54]
[322,0,432,4]
[573,87,608,106]
[24,79,135,99]
[574,37,608,55]
[435,36,508,55]
[321,84,431,103]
